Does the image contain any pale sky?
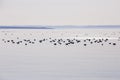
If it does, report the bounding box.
[0,0,120,25]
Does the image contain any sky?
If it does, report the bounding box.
[0,0,120,26]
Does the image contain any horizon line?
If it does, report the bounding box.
[0,25,120,29]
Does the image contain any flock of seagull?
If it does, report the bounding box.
[1,36,119,46]
[1,30,120,47]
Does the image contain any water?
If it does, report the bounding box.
[0,28,120,80]
[0,45,120,80]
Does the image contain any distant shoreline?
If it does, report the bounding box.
[0,25,120,29]
[0,26,53,29]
